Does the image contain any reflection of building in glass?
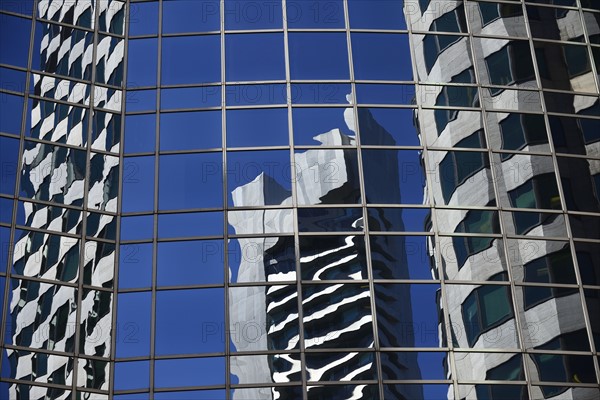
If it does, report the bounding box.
[2,1,123,398]
[408,1,600,398]
[228,107,424,400]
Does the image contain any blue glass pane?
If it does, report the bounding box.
[352,33,413,81]
[162,0,220,33]
[126,89,157,113]
[0,227,10,272]
[358,107,420,146]
[0,136,19,195]
[224,0,282,30]
[0,67,27,93]
[371,235,433,280]
[0,0,34,15]
[155,357,226,388]
[159,153,223,210]
[161,87,221,110]
[116,292,152,358]
[158,212,224,239]
[226,33,285,81]
[0,198,12,224]
[226,84,287,106]
[0,93,23,135]
[356,83,416,105]
[289,33,349,80]
[129,1,159,36]
[290,83,352,104]
[157,240,224,286]
[155,390,227,400]
[162,35,220,85]
[348,0,407,30]
[362,149,424,204]
[114,361,150,390]
[227,150,292,207]
[120,215,154,241]
[0,14,30,68]
[119,243,153,289]
[292,107,354,146]
[124,114,156,153]
[155,288,225,355]
[122,156,154,213]
[160,111,222,151]
[286,0,344,29]
[227,108,288,147]
[127,38,158,87]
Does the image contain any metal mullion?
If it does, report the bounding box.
[341,1,384,398]
[71,0,101,395]
[522,0,600,388]
[146,0,163,396]
[109,0,131,396]
[281,1,307,398]
[220,2,232,399]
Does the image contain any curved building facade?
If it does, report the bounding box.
[0,1,599,399]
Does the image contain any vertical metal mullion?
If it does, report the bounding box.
[281,1,307,397]
[72,0,102,396]
[0,0,38,382]
[109,0,130,397]
[221,1,231,399]
[405,3,460,398]
[149,0,164,398]
[461,2,534,398]
[341,1,384,398]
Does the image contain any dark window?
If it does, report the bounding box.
[499,113,547,157]
[452,209,500,268]
[462,273,513,346]
[431,5,467,33]
[423,34,464,73]
[508,174,562,210]
[485,42,535,94]
[440,149,489,203]
[479,2,524,27]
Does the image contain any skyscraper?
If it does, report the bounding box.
[0,1,598,399]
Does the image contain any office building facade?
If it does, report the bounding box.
[0,0,599,399]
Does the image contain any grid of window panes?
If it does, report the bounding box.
[0,0,124,399]
[0,1,598,400]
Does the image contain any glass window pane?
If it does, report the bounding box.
[124,114,155,154]
[162,0,220,34]
[115,361,150,390]
[0,135,19,195]
[154,357,225,388]
[120,215,154,241]
[356,84,416,105]
[116,292,151,358]
[156,288,225,355]
[298,207,363,232]
[157,240,224,286]
[126,89,157,113]
[162,35,221,85]
[224,0,282,30]
[300,235,367,280]
[358,107,420,146]
[160,110,221,151]
[158,211,224,239]
[127,38,157,88]
[119,243,153,289]
[0,93,24,135]
[161,86,221,110]
[286,0,344,29]
[159,153,223,210]
[122,156,154,213]
[0,14,31,68]
[228,236,296,283]
[227,150,292,207]
[349,0,406,29]
[295,148,361,205]
[129,1,158,36]
[227,108,288,147]
[352,33,412,81]
[226,33,285,81]
[290,83,352,104]
[289,33,349,80]
[292,107,355,146]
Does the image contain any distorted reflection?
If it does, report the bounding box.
[3,1,123,397]
[227,95,424,399]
